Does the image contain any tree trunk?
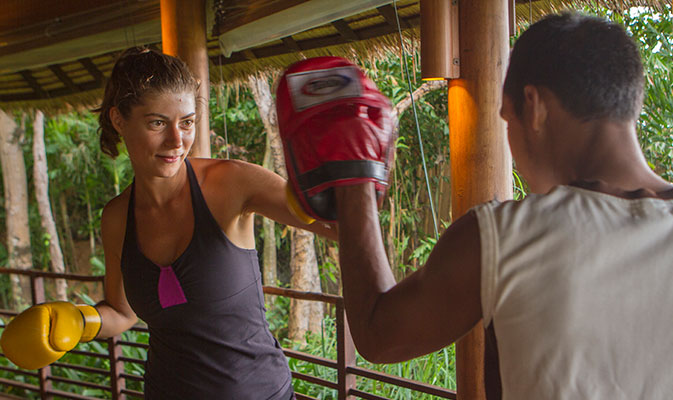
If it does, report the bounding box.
[33,110,68,301]
[85,188,95,256]
[248,74,286,178]
[0,109,32,308]
[262,134,278,301]
[391,80,448,267]
[392,80,447,123]
[327,243,342,295]
[248,74,323,342]
[59,191,78,272]
[112,158,121,195]
[289,228,323,340]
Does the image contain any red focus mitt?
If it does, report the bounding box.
[276,56,395,222]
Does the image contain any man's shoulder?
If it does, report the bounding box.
[472,186,585,234]
[481,186,578,213]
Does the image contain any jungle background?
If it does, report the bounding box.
[0,6,671,399]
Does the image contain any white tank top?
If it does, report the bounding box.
[474,185,673,399]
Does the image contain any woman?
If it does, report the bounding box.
[95,47,334,399]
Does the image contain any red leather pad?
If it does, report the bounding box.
[277,56,394,222]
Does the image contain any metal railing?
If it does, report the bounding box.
[0,267,456,400]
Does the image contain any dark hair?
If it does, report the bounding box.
[94,47,200,158]
[503,13,644,121]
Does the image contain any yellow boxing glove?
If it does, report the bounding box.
[0,301,101,370]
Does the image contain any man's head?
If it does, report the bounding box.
[503,12,644,122]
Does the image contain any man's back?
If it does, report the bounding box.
[476,185,673,399]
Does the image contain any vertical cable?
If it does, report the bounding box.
[392,0,439,240]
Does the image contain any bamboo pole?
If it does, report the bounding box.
[160,0,211,158]
[448,0,512,399]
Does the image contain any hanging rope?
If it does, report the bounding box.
[392,0,440,240]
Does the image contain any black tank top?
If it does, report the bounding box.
[121,159,293,399]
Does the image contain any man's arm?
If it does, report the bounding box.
[335,183,482,363]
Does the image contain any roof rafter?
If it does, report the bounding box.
[18,70,46,98]
[331,19,360,41]
[48,64,79,93]
[78,58,104,86]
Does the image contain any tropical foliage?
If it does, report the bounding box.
[0,5,670,399]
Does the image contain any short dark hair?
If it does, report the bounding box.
[503,12,644,121]
[94,47,200,158]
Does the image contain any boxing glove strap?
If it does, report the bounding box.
[297,160,388,192]
[286,184,316,225]
[76,305,102,342]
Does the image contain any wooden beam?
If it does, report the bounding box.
[161,0,211,158]
[211,0,308,35]
[242,49,257,60]
[211,15,421,66]
[18,70,46,98]
[377,5,410,29]
[0,0,113,31]
[331,20,359,42]
[48,64,79,93]
[78,58,104,86]
[448,0,512,399]
[0,79,102,102]
[0,1,160,58]
[281,37,302,52]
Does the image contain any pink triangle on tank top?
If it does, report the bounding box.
[157,265,187,308]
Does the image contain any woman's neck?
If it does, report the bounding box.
[133,162,189,208]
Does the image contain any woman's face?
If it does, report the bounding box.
[112,91,196,179]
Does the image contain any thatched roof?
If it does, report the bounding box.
[0,0,669,113]
[514,0,670,26]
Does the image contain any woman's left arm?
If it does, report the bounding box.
[240,161,338,241]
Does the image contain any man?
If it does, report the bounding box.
[331,13,673,398]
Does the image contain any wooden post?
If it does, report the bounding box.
[160,0,211,158]
[108,335,126,400]
[420,0,460,80]
[448,0,512,399]
[31,274,53,399]
[336,301,356,400]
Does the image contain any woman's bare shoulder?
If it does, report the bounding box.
[188,157,258,184]
[101,186,132,237]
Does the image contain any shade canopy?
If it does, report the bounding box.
[0,0,668,112]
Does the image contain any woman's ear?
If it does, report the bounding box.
[522,85,548,133]
[109,107,125,136]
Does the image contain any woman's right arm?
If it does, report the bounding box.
[96,196,138,338]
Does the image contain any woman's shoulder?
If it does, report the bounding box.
[188,157,254,169]
[102,187,132,229]
[104,187,129,210]
[188,157,262,184]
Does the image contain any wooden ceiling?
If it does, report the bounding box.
[0,0,421,110]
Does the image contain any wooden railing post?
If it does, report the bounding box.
[31,274,53,400]
[108,335,126,400]
[336,301,356,400]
